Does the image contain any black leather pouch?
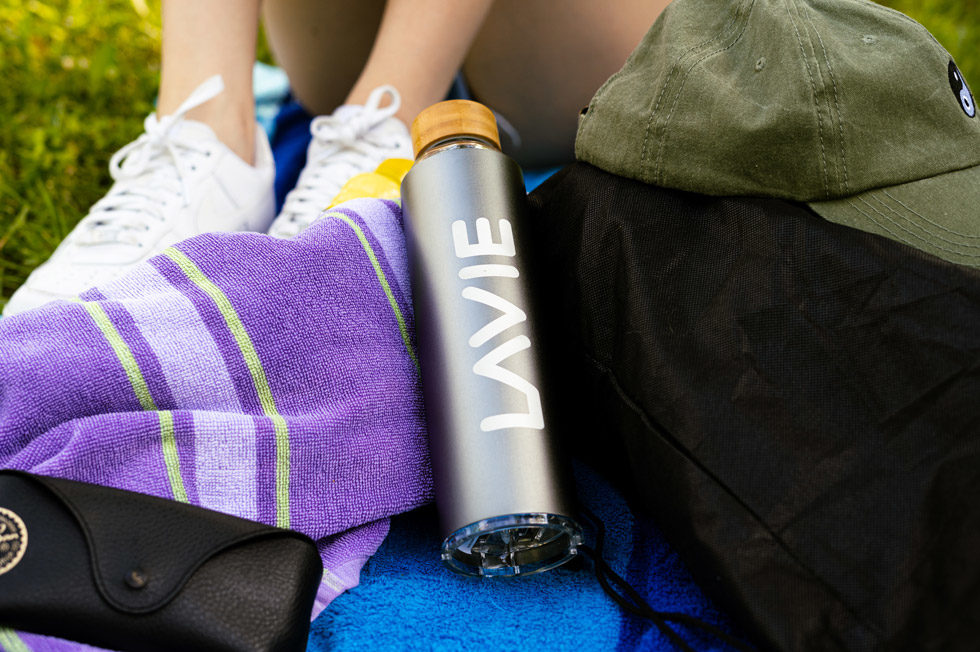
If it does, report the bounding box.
[0,470,322,652]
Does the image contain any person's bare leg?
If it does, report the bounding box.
[262,0,387,117]
[265,0,661,165]
[158,0,260,164]
[264,0,493,125]
[464,0,670,167]
[345,0,495,124]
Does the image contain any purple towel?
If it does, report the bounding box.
[0,198,432,650]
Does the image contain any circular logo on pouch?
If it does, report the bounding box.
[0,507,28,576]
[949,60,976,118]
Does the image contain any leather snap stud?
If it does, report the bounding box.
[125,569,148,589]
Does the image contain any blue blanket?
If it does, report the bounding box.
[310,462,743,651]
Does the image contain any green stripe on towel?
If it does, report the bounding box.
[163,248,291,528]
[159,411,188,502]
[81,302,189,503]
[82,301,157,411]
[0,628,31,652]
[323,211,419,372]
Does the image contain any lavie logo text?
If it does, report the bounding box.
[452,217,544,433]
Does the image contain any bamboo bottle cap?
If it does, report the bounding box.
[410,100,501,158]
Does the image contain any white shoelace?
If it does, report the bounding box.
[75,75,225,247]
[273,85,405,238]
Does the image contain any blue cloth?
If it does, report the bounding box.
[309,462,744,650]
[269,101,564,209]
[270,101,314,212]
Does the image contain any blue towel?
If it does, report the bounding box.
[309,462,744,650]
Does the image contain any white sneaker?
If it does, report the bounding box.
[3,75,275,317]
[268,85,412,239]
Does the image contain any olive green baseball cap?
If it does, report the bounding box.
[576,0,980,267]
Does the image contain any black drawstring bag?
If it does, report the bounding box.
[526,163,980,651]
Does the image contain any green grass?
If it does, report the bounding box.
[0,0,978,310]
[0,0,273,311]
[0,0,160,307]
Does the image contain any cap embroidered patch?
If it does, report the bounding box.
[0,507,28,576]
[949,60,976,118]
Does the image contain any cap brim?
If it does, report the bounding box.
[808,164,980,269]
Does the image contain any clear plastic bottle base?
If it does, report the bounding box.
[441,513,584,577]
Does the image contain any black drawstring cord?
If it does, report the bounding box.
[577,505,756,652]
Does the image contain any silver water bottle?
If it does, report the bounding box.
[401,100,582,576]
